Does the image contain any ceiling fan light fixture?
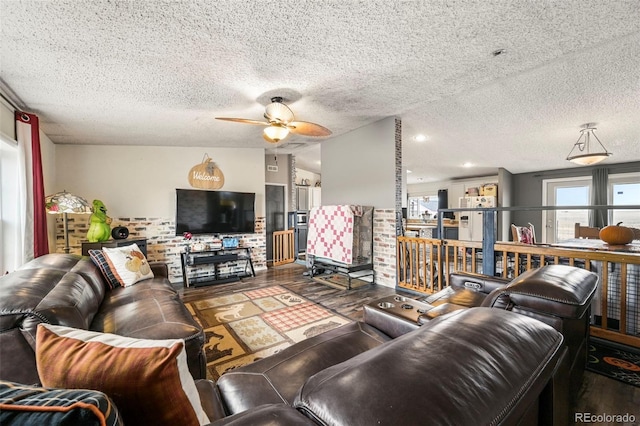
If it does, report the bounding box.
[263,125,290,143]
[566,124,612,166]
[264,98,294,123]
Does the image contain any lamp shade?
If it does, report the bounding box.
[263,125,290,143]
[45,191,92,214]
[566,125,612,166]
[567,153,611,166]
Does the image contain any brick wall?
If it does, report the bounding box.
[51,216,267,283]
[373,209,397,287]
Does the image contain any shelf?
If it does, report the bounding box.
[181,247,255,288]
[190,275,239,287]
[189,253,238,265]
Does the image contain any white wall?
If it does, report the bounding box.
[295,168,321,187]
[39,131,57,251]
[322,117,397,208]
[55,145,266,218]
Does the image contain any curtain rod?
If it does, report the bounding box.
[0,78,27,111]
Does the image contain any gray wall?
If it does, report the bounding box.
[264,154,291,185]
[511,161,640,240]
[322,117,397,208]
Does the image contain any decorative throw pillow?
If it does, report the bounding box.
[88,249,122,289]
[101,243,154,287]
[36,324,210,426]
[519,227,534,245]
[0,380,123,426]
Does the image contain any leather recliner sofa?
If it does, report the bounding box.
[418,265,598,399]
[361,265,598,425]
[206,307,566,425]
[0,253,207,384]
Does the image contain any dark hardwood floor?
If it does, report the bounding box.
[179,263,640,424]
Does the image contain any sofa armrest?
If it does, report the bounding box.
[195,379,227,423]
[207,404,317,425]
[498,265,598,319]
[149,262,168,278]
[448,271,510,293]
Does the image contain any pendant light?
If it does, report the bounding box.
[566,123,612,166]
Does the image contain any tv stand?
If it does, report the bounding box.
[181,247,255,288]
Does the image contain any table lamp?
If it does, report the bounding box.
[45,190,92,254]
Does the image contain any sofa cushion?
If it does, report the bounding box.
[88,249,122,289]
[293,308,564,426]
[216,321,391,415]
[0,255,106,348]
[36,324,210,426]
[0,380,123,426]
[90,282,206,380]
[102,243,154,287]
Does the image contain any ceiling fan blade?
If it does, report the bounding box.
[215,117,269,126]
[288,121,332,137]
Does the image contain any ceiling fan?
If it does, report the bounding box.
[216,97,332,143]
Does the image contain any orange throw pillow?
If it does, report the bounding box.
[36,324,209,426]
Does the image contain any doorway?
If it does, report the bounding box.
[542,177,591,243]
[265,184,286,262]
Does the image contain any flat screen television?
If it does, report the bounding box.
[175,189,256,235]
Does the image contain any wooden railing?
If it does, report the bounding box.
[272,229,295,266]
[397,236,640,348]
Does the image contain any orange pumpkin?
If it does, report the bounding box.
[599,222,635,245]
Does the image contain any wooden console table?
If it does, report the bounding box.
[81,238,147,256]
[181,247,255,288]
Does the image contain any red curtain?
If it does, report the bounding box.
[16,112,49,257]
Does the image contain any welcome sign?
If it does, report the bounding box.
[188,154,225,189]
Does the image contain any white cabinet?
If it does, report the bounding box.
[296,186,309,211]
[309,187,322,209]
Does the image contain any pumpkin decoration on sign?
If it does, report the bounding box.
[599,222,635,245]
[188,154,224,189]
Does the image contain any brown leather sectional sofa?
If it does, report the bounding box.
[1,255,597,425]
[0,253,206,384]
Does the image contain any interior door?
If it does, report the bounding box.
[265,184,286,262]
[543,178,591,243]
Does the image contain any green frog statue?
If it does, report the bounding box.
[87,199,112,242]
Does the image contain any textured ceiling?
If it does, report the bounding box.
[1,0,639,182]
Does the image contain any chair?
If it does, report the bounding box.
[574,223,600,239]
[511,222,536,244]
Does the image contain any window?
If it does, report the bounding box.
[609,173,640,228]
[1,134,19,273]
[408,195,439,220]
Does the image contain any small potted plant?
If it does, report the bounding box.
[183,232,193,253]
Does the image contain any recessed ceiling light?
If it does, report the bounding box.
[463,162,474,168]
[414,134,428,142]
[492,48,507,57]
[406,170,412,174]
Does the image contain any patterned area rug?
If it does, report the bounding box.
[586,339,640,387]
[185,285,352,380]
